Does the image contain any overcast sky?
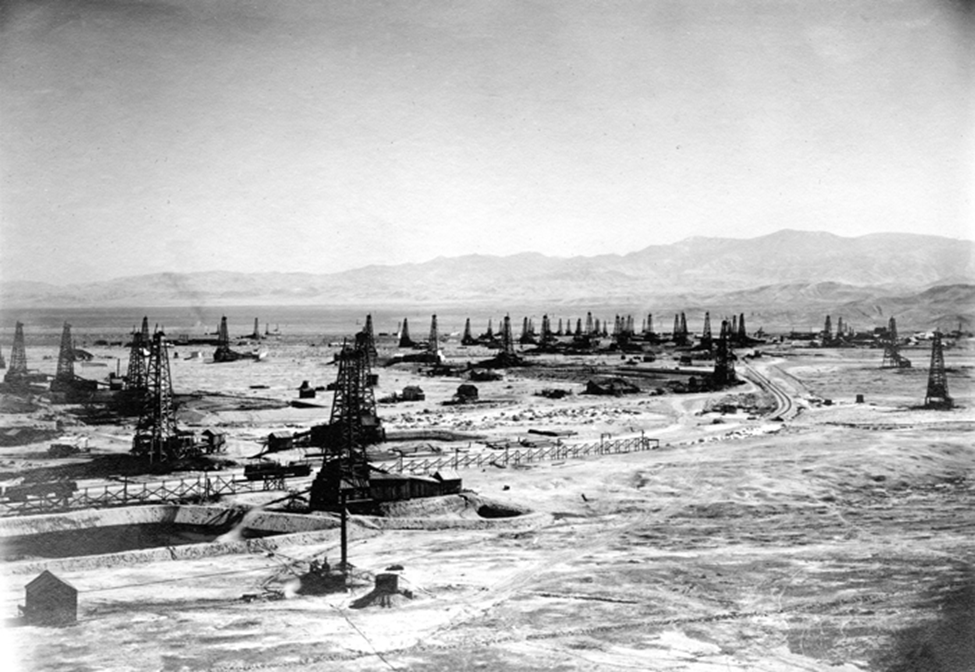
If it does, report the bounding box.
[1,0,971,285]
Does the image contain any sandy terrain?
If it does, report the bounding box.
[1,336,972,671]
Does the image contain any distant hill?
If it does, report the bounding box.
[2,230,972,331]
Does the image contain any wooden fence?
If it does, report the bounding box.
[0,474,254,517]
[375,434,659,475]
[0,435,659,517]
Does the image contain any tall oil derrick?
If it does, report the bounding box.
[823,315,832,342]
[540,314,554,344]
[0,347,5,369]
[51,322,75,392]
[645,313,655,341]
[398,318,413,347]
[575,318,583,337]
[585,312,594,336]
[736,313,746,344]
[250,318,262,340]
[594,318,601,336]
[483,318,495,341]
[556,318,564,337]
[701,312,713,349]
[126,317,150,391]
[461,318,476,346]
[213,316,240,362]
[361,314,378,366]
[601,321,609,338]
[498,314,515,357]
[672,314,680,341]
[311,334,380,509]
[712,320,737,386]
[924,330,952,409]
[427,314,440,356]
[881,317,911,368]
[836,317,845,339]
[626,315,634,336]
[680,313,687,342]
[519,316,534,344]
[132,331,180,463]
[4,321,29,385]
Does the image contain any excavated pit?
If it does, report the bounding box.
[0,505,339,570]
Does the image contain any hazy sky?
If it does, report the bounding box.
[1,0,972,284]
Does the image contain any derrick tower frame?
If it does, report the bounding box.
[712,320,737,386]
[737,313,746,343]
[328,335,379,458]
[823,315,832,342]
[427,315,439,356]
[126,317,150,391]
[484,318,494,341]
[361,314,378,365]
[585,312,594,337]
[882,317,911,368]
[924,330,952,409]
[4,322,28,384]
[461,318,475,345]
[52,322,75,391]
[702,312,713,349]
[398,318,413,348]
[500,315,516,357]
[132,331,179,463]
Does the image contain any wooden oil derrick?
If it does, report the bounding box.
[594,317,601,336]
[574,318,582,337]
[500,315,516,357]
[250,318,262,340]
[556,318,563,337]
[585,312,594,337]
[626,315,634,336]
[132,331,181,463]
[712,320,737,386]
[823,315,832,342]
[483,318,495,341]
[461,318,476,346]
[398,318,413,348]
[214,316,242,362]
[4,322,28,385]
[361,314,378,365]
[50,323,75,392]
[126,317,150,391]
[540,314,554,344]
[311,334,380,508]
[881,317,911,368]
[645,313,655,340]
[701,312,713,350]
[601,320,608,338]
[924,330,952,409]
[737,313,746,343]
[427,315,439,356]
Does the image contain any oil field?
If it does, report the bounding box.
[0,307,971,671]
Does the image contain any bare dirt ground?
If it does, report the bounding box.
[1,337,973,671]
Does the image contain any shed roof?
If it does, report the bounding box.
[26,570,77,594]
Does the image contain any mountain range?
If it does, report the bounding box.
[2,230,972,331]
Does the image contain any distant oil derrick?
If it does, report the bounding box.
[398,318,413,348]
[924,330,952,409]
[361,314,378,366]
[5,321,29,384]
[881,317,911,368]
[250,318,262,340]
[823,315,832,342]
[0,346,5,369]
[214,316,243,362]
[311,334,382,508]
[540,314,554,344]
[427,314,440,356]
[461,318,476,346]
[585,312,594,337]
[132,331,183,463]
[481,318,495,342]
[701,312,713,349]
[673,313,689,346]
[736,313,746,343]
[556,318,564,337]
[50,322,76,392]
[574,318,582,337]
[712,320,737,386]
[644,313,656,341]
[836,316,845,339]
[519,316,535,344]
[126,317,150,391]
[501,314,516,357]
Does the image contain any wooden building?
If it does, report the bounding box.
[24,570,77,626]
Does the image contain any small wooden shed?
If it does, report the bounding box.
[24,570,77,626]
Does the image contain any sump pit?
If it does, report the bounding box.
[0,504,339,568]
[1,522,280,561]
